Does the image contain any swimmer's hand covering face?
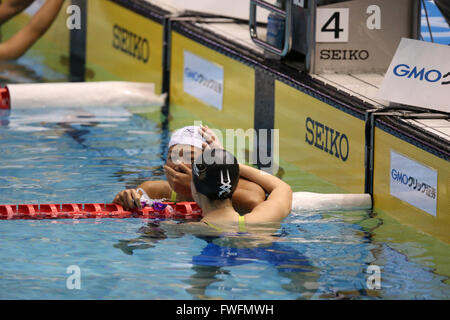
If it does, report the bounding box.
[164,161,193,198]
[199,125,223,150]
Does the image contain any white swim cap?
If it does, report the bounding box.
[168,126,205,149]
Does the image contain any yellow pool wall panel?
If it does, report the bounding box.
[274,81,366,194]
[169,31,255,133]
[86,0,163,93]
[1,1,71,76]
[373,127,449,243]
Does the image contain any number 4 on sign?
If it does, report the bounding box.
[316,9,349,43]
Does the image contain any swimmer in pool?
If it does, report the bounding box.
[113,127,308,299]
[113,125,266,213]
[191,126,292,232]
[0,0,64,60]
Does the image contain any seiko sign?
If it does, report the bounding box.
[112,24,149,64]
[305,117,349,162]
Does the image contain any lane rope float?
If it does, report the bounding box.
[291,192,372,212]
[0,192,373,221]
[0,202,202,220]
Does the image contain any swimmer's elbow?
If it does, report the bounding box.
[275,184,293,216]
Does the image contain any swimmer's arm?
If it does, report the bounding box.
[239,164,292,223]
[198,125,266,211]
[113,181,172,210]
[0,0,35,25]
[231,178,266,213]
[138,180,173,200]
[163,163,194,200]
[0,0,64,60]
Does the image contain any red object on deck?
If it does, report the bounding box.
[0,87,10,110]
[0,202,202,220]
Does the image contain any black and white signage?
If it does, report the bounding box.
[316,8,349,43]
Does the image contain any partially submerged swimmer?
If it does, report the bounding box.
[191,146,292,233]
[113,126,266,213]
[117,127,293,255]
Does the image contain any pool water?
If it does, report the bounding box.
[0,5,449,298]
[0,99,449,299]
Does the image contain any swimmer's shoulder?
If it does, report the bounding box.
[138,180,172,199]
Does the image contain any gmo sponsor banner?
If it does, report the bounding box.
[378,38,450,113]
[183,51,224,111]
[390,150,438,216]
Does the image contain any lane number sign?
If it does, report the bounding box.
[316,8,349,42]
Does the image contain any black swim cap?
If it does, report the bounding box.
[192,149,239,200]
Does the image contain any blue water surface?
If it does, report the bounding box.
[0,103,448,300]
[0,5,449,299]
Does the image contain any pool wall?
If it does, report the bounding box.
[1,0,448,245]
[85,0,164,92]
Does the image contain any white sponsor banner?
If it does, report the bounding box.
[378,38,450,113]
[183,50,224,111]
[390,150,438,216]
